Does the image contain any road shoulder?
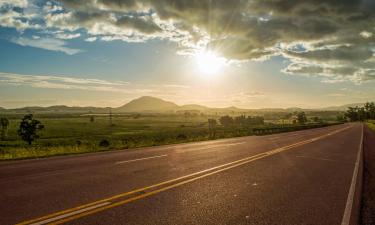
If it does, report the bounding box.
[361,124,375,225]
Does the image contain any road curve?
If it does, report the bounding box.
[0,123,363,225]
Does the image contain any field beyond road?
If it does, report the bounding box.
[0,113,341,160]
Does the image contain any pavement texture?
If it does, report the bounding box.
[0,123,363,225]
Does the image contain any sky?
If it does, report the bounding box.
[0,0,375,109]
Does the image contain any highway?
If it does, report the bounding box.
[0,123,363,225]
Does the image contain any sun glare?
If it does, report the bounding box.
[195,50,226,78]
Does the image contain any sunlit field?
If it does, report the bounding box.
[0,112,342,160]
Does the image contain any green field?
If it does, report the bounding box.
[0,113,341,160]
[367,121,375,131]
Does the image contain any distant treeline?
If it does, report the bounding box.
[345,102,375,121]
[217,115,265,127]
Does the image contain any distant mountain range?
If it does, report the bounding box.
[0,96,369,114]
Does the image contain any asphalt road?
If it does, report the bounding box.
[0,123,363,225]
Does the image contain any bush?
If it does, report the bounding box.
[176,133,187,139]
[99,139,110,147]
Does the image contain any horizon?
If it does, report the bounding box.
[1,1,375,108]
[0,95,369,110]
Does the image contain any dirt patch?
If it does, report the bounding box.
[360,125,375,225]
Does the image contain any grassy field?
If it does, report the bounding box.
[0,113,340,160]
[367,120,375,131]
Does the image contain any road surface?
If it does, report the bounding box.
[0,123,363,225]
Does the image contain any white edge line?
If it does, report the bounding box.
[115,154,168,165]
[341,124,364,225]
[30,202,111,225]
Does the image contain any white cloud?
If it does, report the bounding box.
[85,37,97,42]
[0,0,28,8]
[360,31,373,39]
[0,10,36,31]
[0,72,188,97]
[11,37,82,55]
[54,32,81,39]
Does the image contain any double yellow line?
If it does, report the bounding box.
[18,125,352,225]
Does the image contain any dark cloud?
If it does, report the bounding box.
[116,16,161,34]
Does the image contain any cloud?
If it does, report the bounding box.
[54,32,81,39]
[0,72,189,97]
[11,37,82,55]
[0,0,28,8]
[2,0,375,83]
[85,36,97,42]
[0,9,36,31]
[52,0,375,83]
[0,72,134,94]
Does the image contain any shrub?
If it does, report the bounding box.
[177,133,187,139]
[99,139,110,147]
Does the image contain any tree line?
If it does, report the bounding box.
[207,115,265,137]
[345,102,375,121]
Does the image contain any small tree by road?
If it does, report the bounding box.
[0,118,9,140]
[17,114,44,145]
[208,119,217,138]
[219,115,234,128]
[297,112,307,124]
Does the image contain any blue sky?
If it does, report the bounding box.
[0,0,374,108]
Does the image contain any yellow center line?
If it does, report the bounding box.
[17,125,352,225]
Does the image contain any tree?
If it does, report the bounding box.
[208,119,217,138]
[17,114,44,145]
[364,102,375,119]
[0,118,9,140]
[234,115,247,126]
[219,115,234,128]
[247,116,264,125]
[345,107,359,122]
[344,102,375,121]
[297,111,307,124]
[336,115,346,122]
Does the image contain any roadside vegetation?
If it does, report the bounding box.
[345,102,375,122]
[0,111,343,160]
[367,121,375,130]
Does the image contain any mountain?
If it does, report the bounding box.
[115,96,178,112]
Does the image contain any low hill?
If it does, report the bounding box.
[115,96,178,112]
[179,104,209,111]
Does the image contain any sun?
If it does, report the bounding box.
[195,50,226,78]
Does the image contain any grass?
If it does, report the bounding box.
[0,114,341,160]
[367,120,375,131]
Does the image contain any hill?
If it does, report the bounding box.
[115,96,178,112]
[178,104,209,111]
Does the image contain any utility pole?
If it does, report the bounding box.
[109,108,113,126]
[107,107,113,126]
